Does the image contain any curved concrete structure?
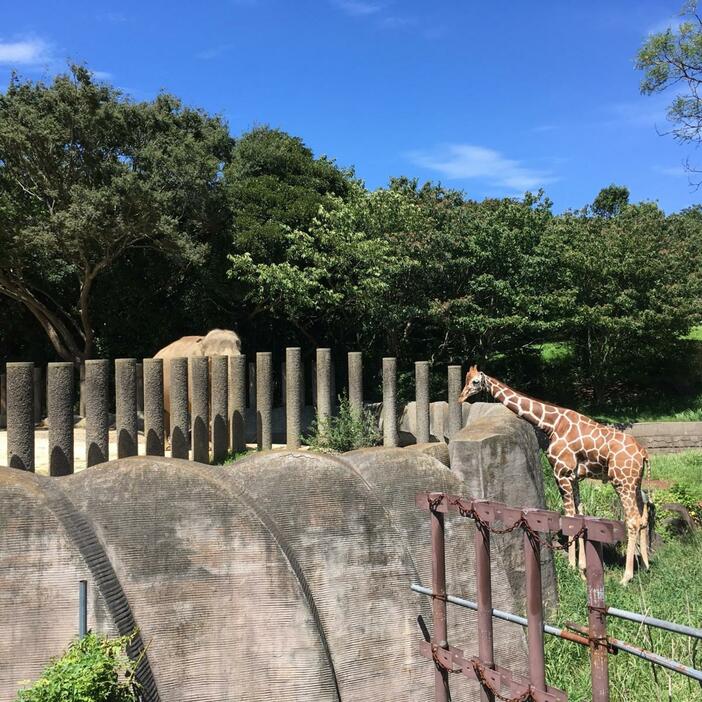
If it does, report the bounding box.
[0,448,532,701]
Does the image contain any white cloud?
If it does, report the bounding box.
[0,38,52,65]
[407,143,558,191]
[91,70,112,80]
[332,0,383,17]
[654,164,687,177]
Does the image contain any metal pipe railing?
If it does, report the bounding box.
[606,606,702,641]
[411,584,702,684]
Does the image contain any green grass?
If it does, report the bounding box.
[684,325,702,342]
[216,448,254,465]
[542,452,702,701]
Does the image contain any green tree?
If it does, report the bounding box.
[591,184,629,218]
[637,2,702,172]
[540,203,702,401]
[0,65,231,362]
[226,126,352,262]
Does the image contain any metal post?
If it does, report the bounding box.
[79,580,87,638]
[586,538,610,702]
[211,355,228,463]
[475,522,495,702]
[447,364,462,440]
[47,362,74,476]
[415,361,430,444]
[191,356,210,463]
[143,358,165,456]
[286,347,302,450]
[85,360,109,467]
[348,352,363,415]
[383,357,398,448]
[115,359,138,458]
[524,530,546,692]
[431,506,449,702]
[6,362,35,471]
[229,355,247,453]
[170,358,189,460]
[256,352,273,451]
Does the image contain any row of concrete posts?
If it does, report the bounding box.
[3,350,465,474]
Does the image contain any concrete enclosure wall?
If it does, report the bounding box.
[0,443,545,702]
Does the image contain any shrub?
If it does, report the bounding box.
[16,632,140,702]
[305,392,381,453]
[651,483,702,540]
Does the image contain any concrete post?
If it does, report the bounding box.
[348,352,363,415]
[248,361,256,410]
[79,361,86,417]
[316,348,332,428]
[228,355,247,454]
[0,372,6,429]
[190,356,209,464]
[415,361,430,444]
[33,366,43,424]
[211,355,228,463]
[448,364,463,440]
[6,362,34,471]
[85,359,109,467]
[256,352,273,451]
[115,359,138,458]
[143,358,164,456]
[286,347,302,449]
[170,358,189,460]
[136,362,144,413]
[47,362,74,476]
[383,357,398,448]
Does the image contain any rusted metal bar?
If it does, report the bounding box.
[474,514,495,702]
[418,641,568,702]
[430,504,449,702]
[585,539,609,702]
[565,622,702,684]
[606,606,702,640]
[416,492,626,544]
[524,527,547,693]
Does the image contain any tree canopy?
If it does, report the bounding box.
[0,65,231,362]
[2,66,701,412]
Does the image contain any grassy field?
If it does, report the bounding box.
[542,452,702,701]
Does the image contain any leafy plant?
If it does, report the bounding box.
[305,392,381,453]
[16,632,140,702]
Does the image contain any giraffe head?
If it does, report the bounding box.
[458,365,485,402]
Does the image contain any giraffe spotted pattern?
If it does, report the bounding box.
[458,366,649,584]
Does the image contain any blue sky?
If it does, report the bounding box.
[1,0,699,212]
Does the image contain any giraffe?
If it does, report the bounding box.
[458,365,649,584]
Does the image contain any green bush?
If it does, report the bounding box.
[305,393,381,453]
[16,633,140,702]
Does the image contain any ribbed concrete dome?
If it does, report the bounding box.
[0,451,528,701]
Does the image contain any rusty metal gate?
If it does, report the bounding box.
[413,491,702,702]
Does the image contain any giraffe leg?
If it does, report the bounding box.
[612,481,641,585]
[574,481,587,573]
[638,489,650,570]
[553,468,578,569]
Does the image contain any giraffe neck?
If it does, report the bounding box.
[483,375,559,434]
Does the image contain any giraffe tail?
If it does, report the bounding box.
[644,455,651,482]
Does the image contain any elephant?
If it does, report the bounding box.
[154,328,243,441]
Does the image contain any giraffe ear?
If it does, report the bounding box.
[469,364,477,371]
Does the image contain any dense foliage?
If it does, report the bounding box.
[2,66,702,413]
[15,633,140,702]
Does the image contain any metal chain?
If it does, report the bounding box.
[436,494,588,552]
[430,644,462,675]
[471,659,534,702]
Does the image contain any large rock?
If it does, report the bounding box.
[448,402,557,609]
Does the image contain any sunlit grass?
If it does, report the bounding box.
[542,451,702,701]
